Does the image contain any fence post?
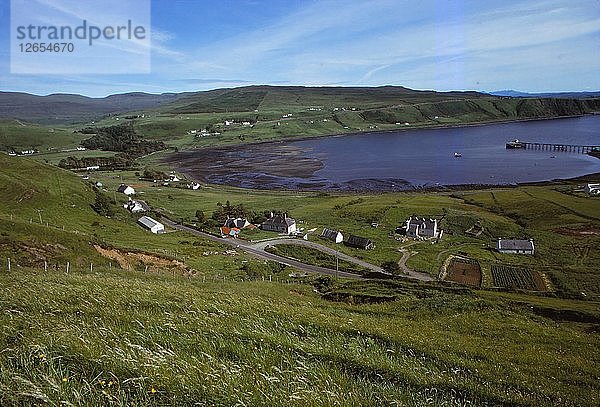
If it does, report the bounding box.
[44,261,47,272]
[90,263,93,272]
[66,262,70,274]
[109,262,112,270]
[7,258,11,272]
[269,275,272,282]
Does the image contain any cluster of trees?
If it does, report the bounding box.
[58,155,132,170]
[140,168,169,181]
[91,190,115,217]
[194,201,280,227]
[80,123,166,158]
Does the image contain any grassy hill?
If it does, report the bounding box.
[0,265,598,406]
[0,92,184,124]
[0,154,599,405]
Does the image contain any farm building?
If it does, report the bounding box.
[345,235,375,250]
[117,184,135,195]
[261,213,297,234]
[496,238,535,255]
[584,183,600,195]
[321,228,343,243]
[124,199,149,213]
[224,217,252,229]
[137,216,165,234]
[405,216,440,239]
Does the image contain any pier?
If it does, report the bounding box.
[506,140,599,154]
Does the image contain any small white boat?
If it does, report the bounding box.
[454,152,462,158]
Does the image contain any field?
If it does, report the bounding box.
[0,146,599,405]
[265,244,369,275]
[0,268,598,406]
[491,264,546,291]
[445,258,482,287]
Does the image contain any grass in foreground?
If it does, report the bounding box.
[0,268,598,406]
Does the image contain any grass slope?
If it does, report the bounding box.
[0,269,598,406]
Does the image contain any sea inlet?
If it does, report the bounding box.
[167,115,600,191]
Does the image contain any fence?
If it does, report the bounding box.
[0,258,310,285]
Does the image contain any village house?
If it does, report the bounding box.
[124,199,149,213]
[496,238,535,255]
[224,217,252,229]
[584,183,600,195]
[345,235,375,250]
[137,216,165,234]
[320,228,344,244]
[405,216,440,239]
[261,213,297,234]
[117,184,135,195]
[188,182,201,190]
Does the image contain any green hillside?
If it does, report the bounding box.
[0,153,599,406]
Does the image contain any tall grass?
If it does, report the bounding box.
[0,268,598,406]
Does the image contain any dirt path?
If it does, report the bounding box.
[397,242,435,281]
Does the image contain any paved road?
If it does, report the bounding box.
[162,218,435,282]
[252,238,385,273]
[160,218,365,279]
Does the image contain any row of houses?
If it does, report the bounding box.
[319,228,375,250]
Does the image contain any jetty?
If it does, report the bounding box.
[506,139,599,154]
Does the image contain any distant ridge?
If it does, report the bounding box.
[0,91,188,124]
[490,90,600,98]
[0,85,488,124]
[1,85,599,124]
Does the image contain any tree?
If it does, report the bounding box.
[195,210,205,223]
[91,190,114,217]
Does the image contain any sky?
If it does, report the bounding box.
[0,0,599,97]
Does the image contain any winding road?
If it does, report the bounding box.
[161,217,434,281]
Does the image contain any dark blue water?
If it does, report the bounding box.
[291,115,600,189]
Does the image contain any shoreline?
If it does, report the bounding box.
[181,112,599,151]
[164,114,600,194]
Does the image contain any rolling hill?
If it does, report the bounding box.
[3,85,600,126]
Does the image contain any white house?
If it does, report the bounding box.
[496,238,535,255]
[117,184,135,195]
[261,213,296,234]
[321,228,343,243]
[584,183,600,195]
[124,199,149,213]
[405,216,440,239]
[138,216,165,234]
[224,217,252,229]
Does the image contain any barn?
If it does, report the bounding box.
[138,216,165,234]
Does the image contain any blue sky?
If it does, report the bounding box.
[1,0,599,97]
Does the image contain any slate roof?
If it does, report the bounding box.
[498,239,534,251]
[321,228,341,240]
[345,235,373,249]
[263,214,295,227]
[117,184,133,193]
